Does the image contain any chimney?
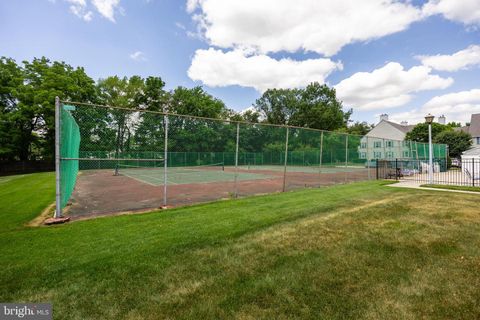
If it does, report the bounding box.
[401,121,408,126]
[380,114,389,121]
[438,115,446,125]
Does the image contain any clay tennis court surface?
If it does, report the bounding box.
[66,166,374,220]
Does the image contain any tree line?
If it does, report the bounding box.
[1,56,371,162]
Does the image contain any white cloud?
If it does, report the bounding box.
[64,0,120,22]
[186,0,200,13]
[129,51,147,61]
[423,0,480,26]
[416,45,480,72]
[335,62,453,110]
[187,48,342,92]
[187,0,422,56]
[423,88,480,110]
[175,22,186,30]
[67,0,93,21]
[389,89,480,124]
[91,0,121,22]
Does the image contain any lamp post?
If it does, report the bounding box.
[425,114,435,184]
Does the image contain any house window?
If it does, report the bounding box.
[386,140,394,148]
[374,151,382,159]
[374,141,382,148]
[476,137,480,145]
[386,151,394,159]
[360,142,367,149]
[360,152,366,159]
[403,151,409,158]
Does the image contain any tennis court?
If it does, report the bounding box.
[117,163,274,186]
[57,101,447,219]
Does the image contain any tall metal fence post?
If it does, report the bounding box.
[473,158,475,187]
[282,127,289,192]
[367,136,371,180]
[163,114,169,207]
[345,134,348,182]
[446,145,449,172]
[54,96,62,218]
[319,131,324,177]
[376,159,379,180]
[234,123,240,198]
[395,158,398,181]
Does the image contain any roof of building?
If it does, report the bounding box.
[455,126,470,133]
[469,114,480,137]
[383,120,415,133]
[454,113,480,137]
[462,146,480,157]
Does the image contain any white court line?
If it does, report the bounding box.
[121,172,157,186]
[121,171,181,185]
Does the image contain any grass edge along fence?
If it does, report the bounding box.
[54,98,448,217]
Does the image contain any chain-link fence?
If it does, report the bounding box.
[56,100,448,218]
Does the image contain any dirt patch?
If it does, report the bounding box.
[27,202,55,227]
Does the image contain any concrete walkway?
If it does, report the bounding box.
[387,180,480,195]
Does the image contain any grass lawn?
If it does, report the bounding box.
[1,174,480,319]
[421,184,480,193]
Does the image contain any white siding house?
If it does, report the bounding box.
[359,115,415,161]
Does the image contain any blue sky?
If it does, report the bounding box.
[1,0,479,125]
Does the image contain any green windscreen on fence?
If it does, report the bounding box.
[60,105,80,209]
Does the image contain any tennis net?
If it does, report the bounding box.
[116,162,225,175]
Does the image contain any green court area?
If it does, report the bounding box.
[117,164,275,186]
[237,164,366,173]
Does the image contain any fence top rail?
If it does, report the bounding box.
[59,100,448,149]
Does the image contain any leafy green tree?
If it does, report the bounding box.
[96,76,146,155]
[344,121,373,136]
[295,83,351,130]
[169,86,227,118]
[241,110,260,123]
[254,88,300,125]
[434,130,472,158]
[167,86,231,154]
[253,82,350,131]
[134,77,169,152]
[0,57,23,160]
[446,122,461,129]
[0,57,96,160]
[405,123,451,143]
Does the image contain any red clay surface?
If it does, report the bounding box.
[67,167,374,219]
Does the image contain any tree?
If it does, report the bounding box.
[96,76,146,155]
[134,76,169,152]
[434,130,472,158]
[254,88,300,125]
[0,57,96,161]
[169,86,227,118]
[253,82,350,131]
[446,122,461,129]
[167,86,231,153]
[344,121,373,136]
[0,57,23,160]
[296,82,351,130]
[405,123,451,143]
